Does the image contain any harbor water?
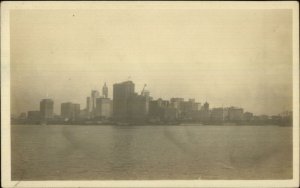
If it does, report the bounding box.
[11,124,292,180]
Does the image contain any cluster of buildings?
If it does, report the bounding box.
[13,80,293,126]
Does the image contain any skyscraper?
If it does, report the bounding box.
[95,97,112,119]
[113,81,135,120]
[91,90,100,113]
[127,93,150,121]
[102,82,108,98]
[40,99,54,120]
[61,102,75,121]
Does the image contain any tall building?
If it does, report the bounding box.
[102,82,108,98]
[91,90,100,112]
[95,97,112,119]
[61,102,80,121]
[113,81,135,120]
[61,102,75,121]
[127,93,150,121]
[40,99,54,120]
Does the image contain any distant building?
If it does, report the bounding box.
[86,97,92,113]
[180,99,197,119]
[228,107,244,122]
[27,111,40,122]
[259,115,269,122]
[164,107,179,121]
[40,99,54,120]
[113,81,135,120]
[170,98,184,103]
[79,109,89,120]
[202,102,209,110]
[61,102,74,121]
[102,82,108,98]
[91,90,100,114]
[149,98,169,120]
[127,93,150,121]
[271,115,282,124]
[279,111,292,126]
[170,98,184,116]
[95,97,113,119]
[243,112,253,122]
[74,103,80,120]
[18,112,27,120]
[200,102,210,122]
[210,108,224,122]
[61,102,80,121]
[194,102,202,111]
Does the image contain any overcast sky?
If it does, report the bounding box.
[10,8,293,116]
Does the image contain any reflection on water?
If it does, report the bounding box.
[11,124,292,180]
[110,126,135,179]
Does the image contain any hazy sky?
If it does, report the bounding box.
[10,8,293,116]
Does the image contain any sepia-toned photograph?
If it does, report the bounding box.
[1,1,299,187]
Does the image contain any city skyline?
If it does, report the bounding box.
[10,9,292,116]
[15,80,290,118]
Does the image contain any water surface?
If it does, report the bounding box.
[11,124,292,180]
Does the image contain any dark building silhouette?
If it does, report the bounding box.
[40,99,54,120]
[127,93,150,121]
[113,81,135,120]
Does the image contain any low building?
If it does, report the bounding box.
[210,108,224,122]
[243,112,253,122]
[180,99,198,120]
[271,115,282,124]
[149,98,169,120]
[228,107,244,122]
[198,102,210,123]
[27,111,40,123]
[164,107,179,121]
